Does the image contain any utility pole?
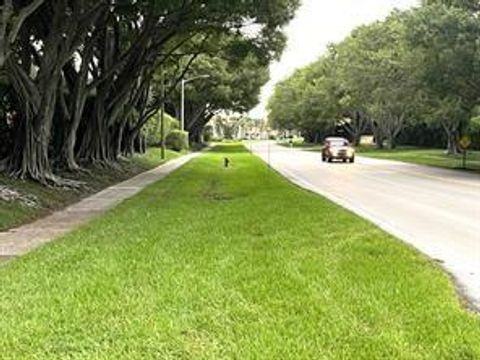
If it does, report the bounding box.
[161,70,166,160]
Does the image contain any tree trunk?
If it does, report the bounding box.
[140,135,146,154]
[441,120,460,155]
[8,62,60,182]
[63,45,94,170]
[128,135,136,156]
[115,120,128,159]
[352,112,366,146]
[122,126,140,157]
[78,100,109,163]
[446,131,459,155]
[371,122,384,149]
[8,115,52,183]
[64,99,85,170]
[9,89,57,183]
[387,134,397,150]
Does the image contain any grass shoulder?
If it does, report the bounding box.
[1,144,479,358]
[278,141,480,172]
[357,146,480,172]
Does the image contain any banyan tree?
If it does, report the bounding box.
[0,0,299,183]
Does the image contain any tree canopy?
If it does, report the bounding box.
[0,0,300,183]
[159,33,270,143]
[268,57,339,142]
[268,1,480,152]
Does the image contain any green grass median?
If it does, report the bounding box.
[1,144,479,359]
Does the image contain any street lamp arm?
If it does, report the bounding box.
[183,75,211,84]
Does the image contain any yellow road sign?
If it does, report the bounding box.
[459,135,471,150]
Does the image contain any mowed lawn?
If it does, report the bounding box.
[1,145,480,359]
[280,142,480,173]
[357,147,480,172]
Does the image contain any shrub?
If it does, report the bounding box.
[143,112,180,147]
[468,116,480,150]
[166,130,189,151]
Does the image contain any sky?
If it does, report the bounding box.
[249,0,419,119]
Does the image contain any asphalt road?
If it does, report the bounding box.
[251,141,480,309]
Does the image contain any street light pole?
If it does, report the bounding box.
[161,70,166,160]
[180,75,210,132]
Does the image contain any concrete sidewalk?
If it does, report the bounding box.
[0,153,200,258]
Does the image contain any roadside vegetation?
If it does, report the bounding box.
[0,1,298,184]
[278,140,480,172]
[0,148,180,232]
[268,0,480,156]
[1,144,480,359]
[358,147,480,172]
[0,0,299,230]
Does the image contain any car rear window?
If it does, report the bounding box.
[329,140,348,146]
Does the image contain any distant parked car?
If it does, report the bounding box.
[321,137,355,163]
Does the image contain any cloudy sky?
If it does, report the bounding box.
[249,0,419,119]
